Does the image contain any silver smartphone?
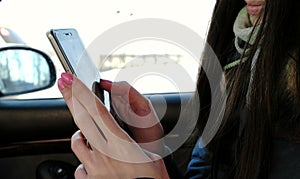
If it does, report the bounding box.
[47,28,110,110]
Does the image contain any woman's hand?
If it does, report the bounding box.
[100,79,165,155]
[57,72,169,179]
[71,130,169,179]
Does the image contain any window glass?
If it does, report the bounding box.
[0,0,215,99]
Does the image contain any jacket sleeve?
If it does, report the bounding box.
[184,140,212,179]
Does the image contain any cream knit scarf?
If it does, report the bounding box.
[224,6,261,70]
[224,6,263,103]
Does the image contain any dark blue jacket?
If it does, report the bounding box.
[180,139,300,179]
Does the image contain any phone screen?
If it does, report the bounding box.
[47,28,110,110]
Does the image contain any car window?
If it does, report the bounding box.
[0,0,215,99]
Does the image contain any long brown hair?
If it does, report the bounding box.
[196,0,300,178]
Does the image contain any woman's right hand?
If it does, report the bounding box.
[100,79,166,155]
[58,73,170,179]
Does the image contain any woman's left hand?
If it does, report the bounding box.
[57,72,169,179]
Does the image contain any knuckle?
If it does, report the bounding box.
[74,164,87,179]
[118,81,130,87]
[71,131,83,152]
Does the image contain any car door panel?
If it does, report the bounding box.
[0,98,77,144]
[0,92,196,178]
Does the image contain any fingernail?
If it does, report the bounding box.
[57,78,65,90]
[100,79,112,84]
[61,72,73,85]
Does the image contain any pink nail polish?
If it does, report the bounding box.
[61,72,73,85]
[57,78,65,90]
[100,79,112,84]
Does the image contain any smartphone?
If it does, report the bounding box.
[47,28,110,110]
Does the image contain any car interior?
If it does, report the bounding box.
[0,46,199,178]
[0,0,214,178]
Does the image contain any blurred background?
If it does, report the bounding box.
[0,0,215,98]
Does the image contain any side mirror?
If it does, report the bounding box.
[0,46,56,97]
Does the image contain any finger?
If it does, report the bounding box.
[142,151,170,179]
[112,96,160,129]
[62,76,151,163]
[71,76,132,142]
[74,164,88,179]
[72,132,107,176]
[57,74,75,116]
[111,96,165,155]
[57,73,111,130]
[71,94,109,143]
[58,73,112,148]
[111,95,130,120]
[102,80,151,116]
[153,158,169,179]
[72,77,135,156]
[99,79,112,92]
[71,131,93,166]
